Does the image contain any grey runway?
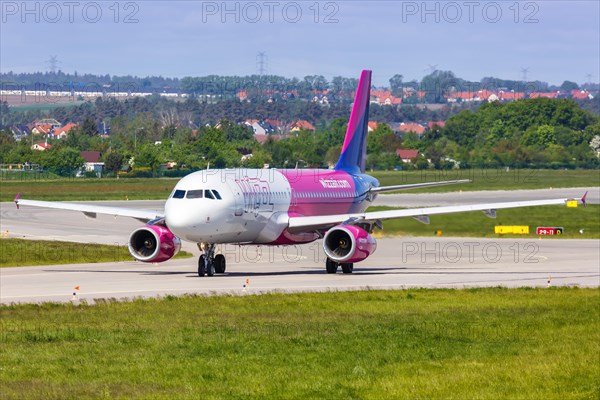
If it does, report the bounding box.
[1,187,598,304]
[1,238,598,304]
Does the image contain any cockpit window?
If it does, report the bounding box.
[172,190,186,199]
[212,190,222,200]
[186,190,204,199]
[204,190,215,200]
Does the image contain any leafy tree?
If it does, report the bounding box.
[521,125,556,147]
[219,119,253,141]
[389,74,404,97]
[421,70,461,103]
[41,147,85,176]
[0,130,15,162]
[415,156,429,170]
[104,152,124,174]
[325,145,342,166]
[560,80,579,91]
[134,143,161,175]
[402,132,420,150]
[367,124,395,154]
[319,118,347,148]
[81,117,98,136]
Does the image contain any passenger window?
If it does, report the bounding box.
[205,190,215,200]
[186,190,203,199]
[172,190,186,199]
[212,190,222,200]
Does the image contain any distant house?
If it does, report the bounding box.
[396,122,426,137]
[571,90,593,100]
[528,92,559,99]
[396,149,420,163]
[31,142,52,151]
[264,119,283,132]
[80,151,104,176]
[497,91,525,101]
[243,119,259,126]
[11,125,29,140]
[29,118,61,130]
[31,124,54,135]
[53,123,78,138]
[290,120,315,132]
[370,90,402,106]
[368,121,379,132]
[446,90,497,102]
[248,121,275,135]
[428,121,446,130]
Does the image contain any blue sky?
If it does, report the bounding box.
[1,1,598,86]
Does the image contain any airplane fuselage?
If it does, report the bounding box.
[164,168,380,245]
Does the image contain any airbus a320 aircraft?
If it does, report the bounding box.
[15,70,586,276]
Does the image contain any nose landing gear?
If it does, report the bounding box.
[197,243,227,277]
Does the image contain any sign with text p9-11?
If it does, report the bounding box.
[536,227,564,236]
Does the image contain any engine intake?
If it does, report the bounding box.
[323,225,377,263]
[128,225,181,263]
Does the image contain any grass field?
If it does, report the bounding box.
[373,168,600,193]
[369,204,600,239]
[0,239,192,268]
[0,288,598,399]
[1,169,598,202]
[0,178,176,202]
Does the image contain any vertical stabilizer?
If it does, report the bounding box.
[334,70,372,174]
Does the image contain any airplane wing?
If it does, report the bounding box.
[14,194,164,223]
[287,194,586,233]
[369,179,471,193]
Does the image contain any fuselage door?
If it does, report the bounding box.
[232,187,244,216]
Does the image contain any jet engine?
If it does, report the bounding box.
[323,225,377,263]
[128,225,181,263]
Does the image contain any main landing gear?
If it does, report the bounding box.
[325,258,354,274]
[197,243,226,277]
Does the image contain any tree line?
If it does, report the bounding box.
[1,97,598,176]
[3,70,597,102]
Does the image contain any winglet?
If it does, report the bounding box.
[581,191,588,208]
[14,193,20,209]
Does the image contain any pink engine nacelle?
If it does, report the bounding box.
[323,225,377,263]
[128,225,181,263]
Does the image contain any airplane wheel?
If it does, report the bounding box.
[214,254,226,274]
[206,259,215,276]
[341,263,354,274]
[325,258,338,274]
[198,255,206,277]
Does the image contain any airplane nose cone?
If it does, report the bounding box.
[164,199,194,239]
[164,198,221,242]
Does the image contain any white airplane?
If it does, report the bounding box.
[15,70,586,276]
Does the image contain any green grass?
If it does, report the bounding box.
[0,239,192,268]
[0,288,598,399]
[1,169,598,202]
[371,169,600,193]
[368,204,600,239]
[0,178,177,202]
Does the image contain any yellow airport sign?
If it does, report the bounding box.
[567,200,578,208]
[495,226,530,234]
